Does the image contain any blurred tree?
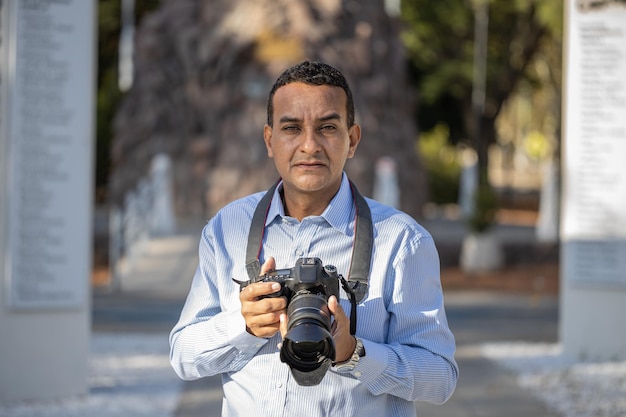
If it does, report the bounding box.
[417,123,461,205]
[96,0,160,203]
[401,0,562,185]
[109,0,428,219]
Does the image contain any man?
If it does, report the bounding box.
[170,61,458,417]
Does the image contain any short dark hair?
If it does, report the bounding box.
[266,61,355,128]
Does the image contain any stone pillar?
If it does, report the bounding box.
[0,0,96,401]
[560,0,626,361]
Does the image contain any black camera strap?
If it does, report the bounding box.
[245,178,373,335]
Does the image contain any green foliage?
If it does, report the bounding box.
[402,0,562,229]
[401,1,474,105]
[96,69,122,201]
[401,0,563,144]
[96,0,122,200]
[418,124,461,205]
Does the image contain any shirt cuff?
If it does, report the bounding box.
[353,339,388,380]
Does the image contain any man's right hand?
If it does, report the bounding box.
[239,257,287,338]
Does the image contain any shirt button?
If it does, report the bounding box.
[354,371,362,377]
[276,382,283,388]
[295,249,304,256]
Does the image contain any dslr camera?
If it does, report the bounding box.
[235,257,341,386]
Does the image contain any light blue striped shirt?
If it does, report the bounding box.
[170,174,458,417]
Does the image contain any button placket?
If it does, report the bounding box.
[292,219,318,259]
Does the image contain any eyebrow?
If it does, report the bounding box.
[278,112,343,124]
[320,113,342,122]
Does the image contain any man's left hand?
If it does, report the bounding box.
[328,295,357,363]
[278,295,356,363]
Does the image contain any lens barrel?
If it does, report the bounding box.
[280,291,336,386]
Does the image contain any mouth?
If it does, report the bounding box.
[293,160,326,169]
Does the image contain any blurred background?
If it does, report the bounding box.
[7,1,626,416]
[94,0,563,287]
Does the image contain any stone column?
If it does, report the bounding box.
[0,0,96,401]
[560,0,626,361]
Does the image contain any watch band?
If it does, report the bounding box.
[333,338,365,373]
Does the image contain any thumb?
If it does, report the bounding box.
[328,295,348,323]
[260,257,276,275]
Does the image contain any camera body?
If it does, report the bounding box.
[254,257,340,302]
[235,257,341,386]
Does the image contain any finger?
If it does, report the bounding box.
[247,321,281,339]
[240,281,282,302]
[279,313,288,339]
[260,257,276,275]
[246,311,283,330]
[242,305,285,338]
[241,297,287,324]
[242,298,287,316]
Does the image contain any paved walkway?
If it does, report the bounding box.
[417,291,561,417]
[94,218,562,417]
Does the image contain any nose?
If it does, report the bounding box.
[300,127,321,154]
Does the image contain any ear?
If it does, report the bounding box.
[263,124,274,158]
[347,124,361,159]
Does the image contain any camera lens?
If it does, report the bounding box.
[280,291,336,385]
[282,324,333,366]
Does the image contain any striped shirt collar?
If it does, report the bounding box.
[266,173,355,236]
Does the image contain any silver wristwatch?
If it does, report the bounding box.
[334,338,366,373]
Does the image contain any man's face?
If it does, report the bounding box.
[263,82,361,200]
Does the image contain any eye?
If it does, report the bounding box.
[282,125,300,133]
[319,124,337,132]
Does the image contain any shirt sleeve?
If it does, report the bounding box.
[343,233,459,404]
[169,223,268,381]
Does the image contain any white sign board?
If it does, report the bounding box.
[2,0,94,309]
[561,0,626,287]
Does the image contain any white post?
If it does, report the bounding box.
[122,190,141,278]
[108,206,123,291]
[373,156,400,209]
[118,0,135,91]
[150,153,176,236]
[458,147,478,219]
[536,160,559,243]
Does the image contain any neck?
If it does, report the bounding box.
[280,187,335,221]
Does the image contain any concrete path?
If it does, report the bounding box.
[417,291,561,417]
